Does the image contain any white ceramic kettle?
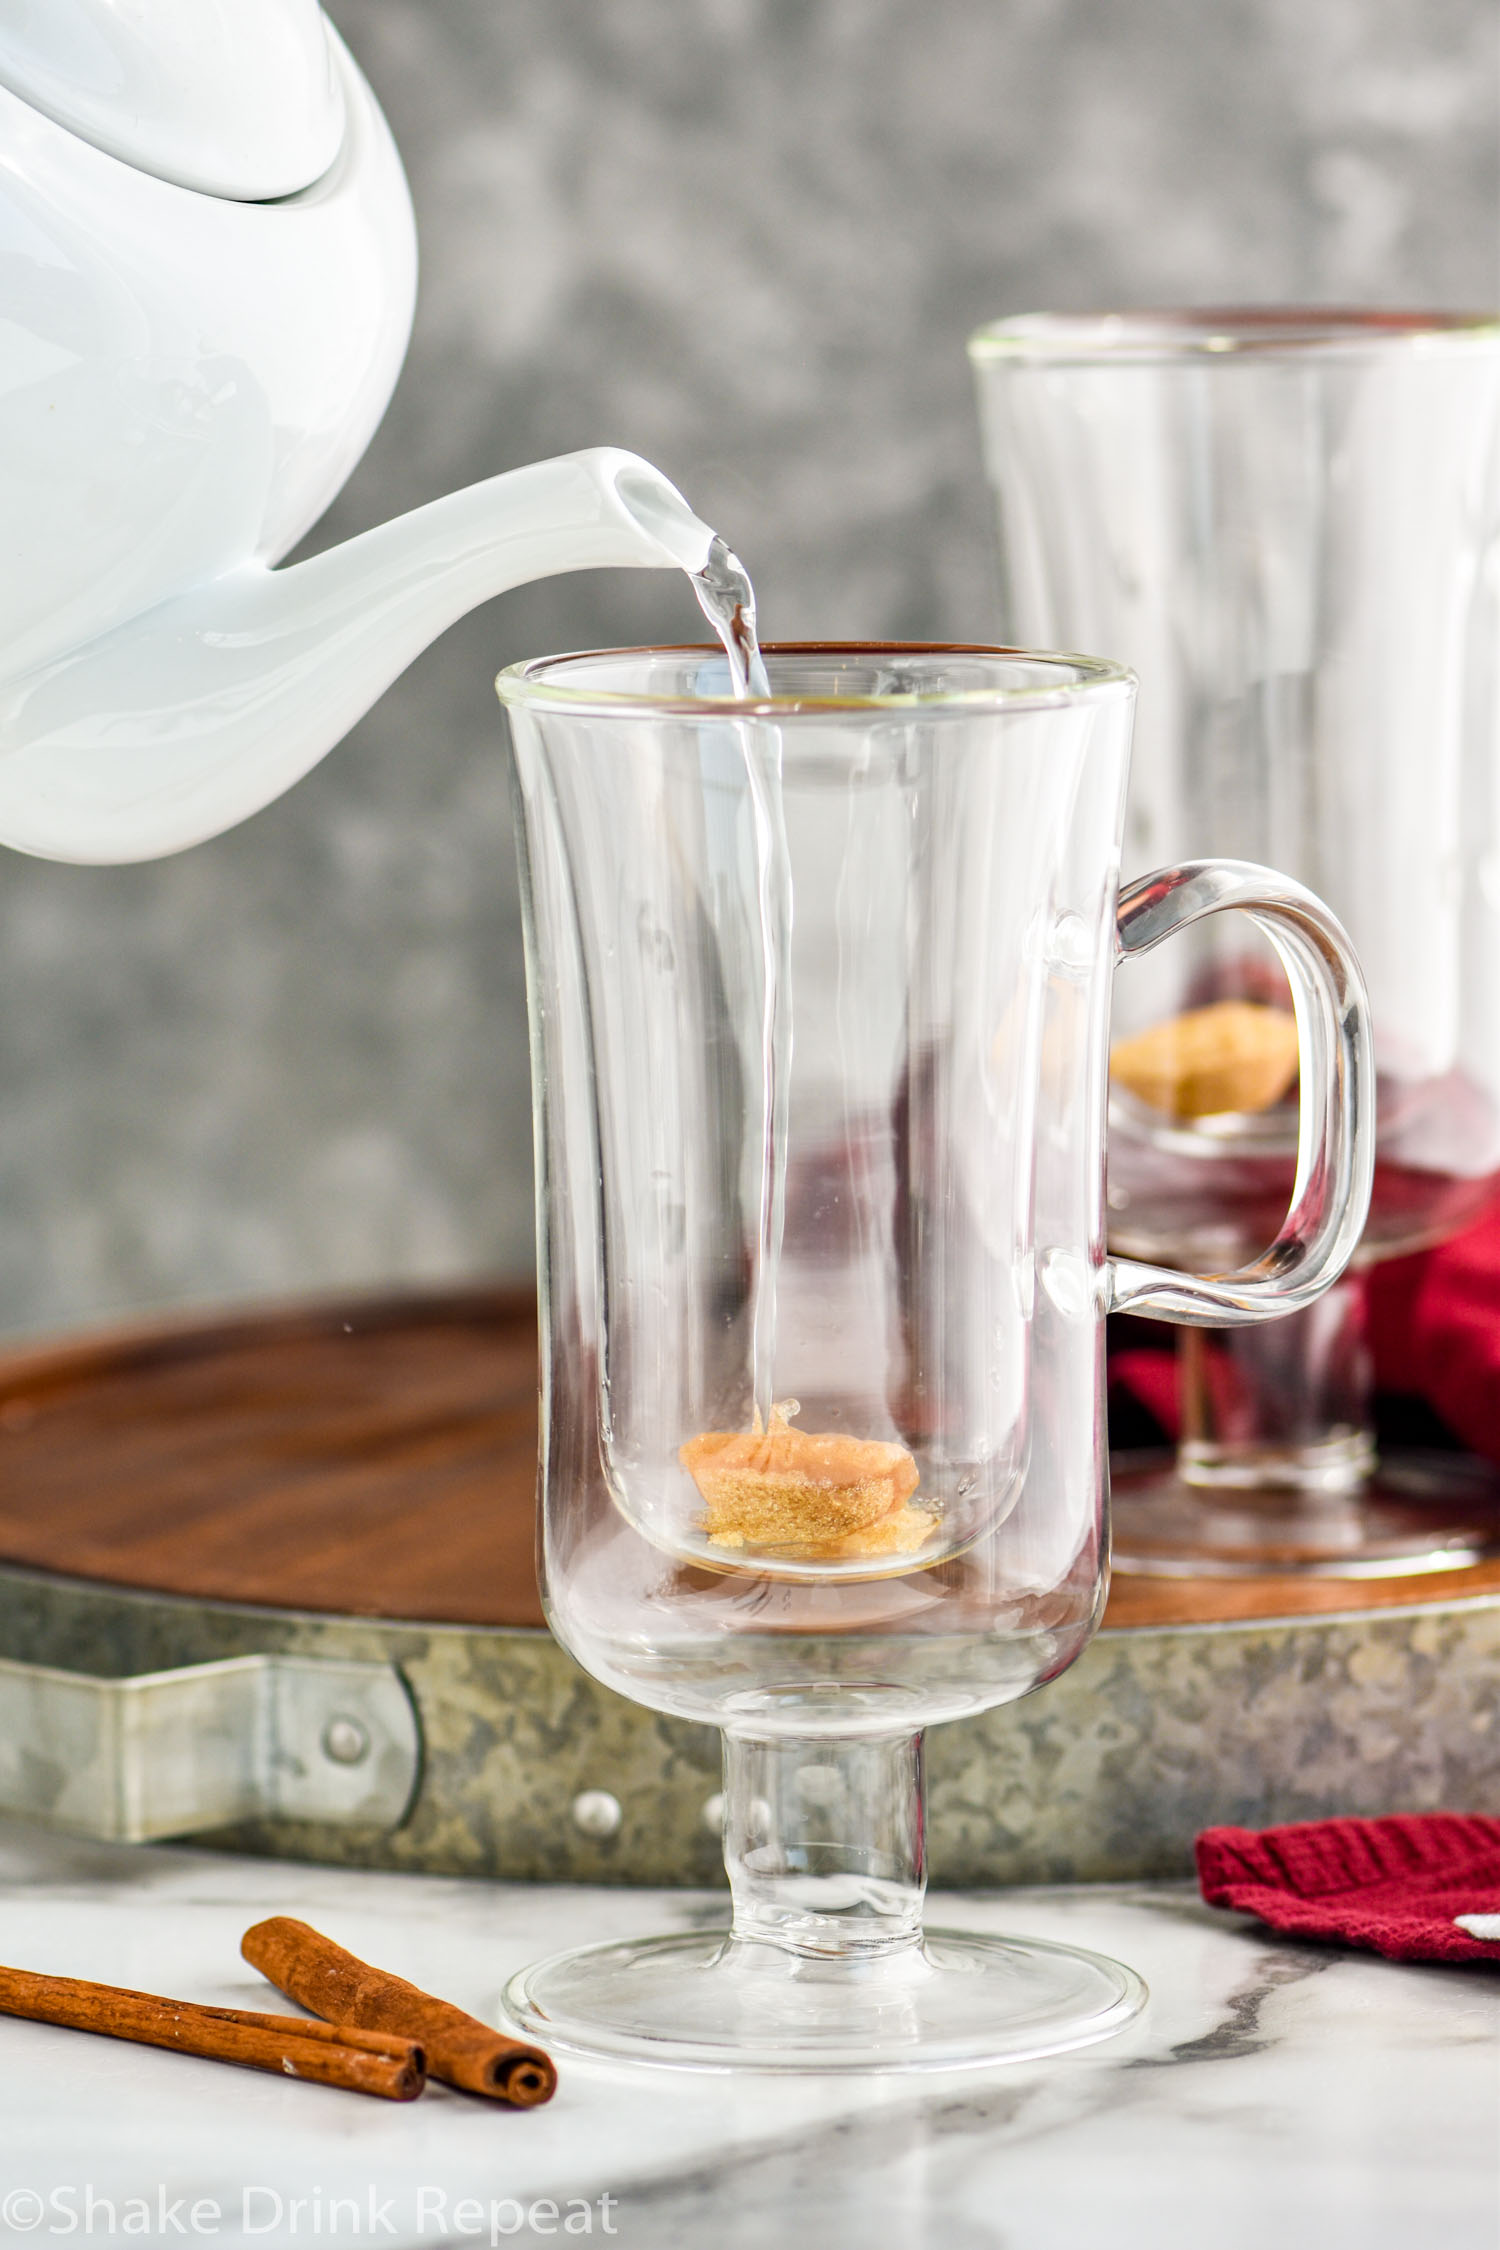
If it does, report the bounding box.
[0,0,717,863]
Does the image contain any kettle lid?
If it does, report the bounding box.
[0,0,345,199]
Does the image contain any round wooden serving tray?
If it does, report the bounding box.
[0,1290,1496,1887]
[0,1288,546,1628]
[5,1287,1497,1629]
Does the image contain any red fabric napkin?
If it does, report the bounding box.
[1196,1814,1500,1962]
[1365,1201,1500,1465]
[1110,1201,1500,1464]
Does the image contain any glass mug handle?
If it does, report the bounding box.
[1106,859,1376,1324]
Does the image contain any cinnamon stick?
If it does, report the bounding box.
[0,1963,425,2100]
[242,1917,556,2106]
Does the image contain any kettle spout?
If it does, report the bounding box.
[0,449,719,864]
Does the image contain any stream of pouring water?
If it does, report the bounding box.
[690,539,789,1430]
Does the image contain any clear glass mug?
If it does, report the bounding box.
[970,309,1500,1574]
[496,643,1372,2071]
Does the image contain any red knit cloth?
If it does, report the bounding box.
[1366,1201,1500,1462]
[1110,1201,1500,1463]
[1196,1814,1500,1962]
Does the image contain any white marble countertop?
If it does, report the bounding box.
[0,1819,1494,2248]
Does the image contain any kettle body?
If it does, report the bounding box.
[0,4,715,865]
[0,25,415,691]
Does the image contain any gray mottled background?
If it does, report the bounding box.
[1,0,1495,1335]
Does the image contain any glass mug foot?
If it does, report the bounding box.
[1110,1449,1500,1577]
[500,1927,1145,2075]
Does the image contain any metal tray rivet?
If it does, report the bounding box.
[321,1715,372,1766]
[570,1789,622,1838]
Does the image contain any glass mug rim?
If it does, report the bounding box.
[495,640,1135,721]
[968,306,1500,365]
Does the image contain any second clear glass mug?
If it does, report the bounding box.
[970,309,1500,1574]
[496,644,1373,2071]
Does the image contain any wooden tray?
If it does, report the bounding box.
[0,1288,545,1627]
[4,1288,1497,1630]
[0,1289,1496,1888]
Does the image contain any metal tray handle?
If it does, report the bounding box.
[0,1653,421,1842]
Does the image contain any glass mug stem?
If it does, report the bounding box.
[1178,1280,1377,1496]
[1107,859,1374,1326]
[722,1727,926,1961]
